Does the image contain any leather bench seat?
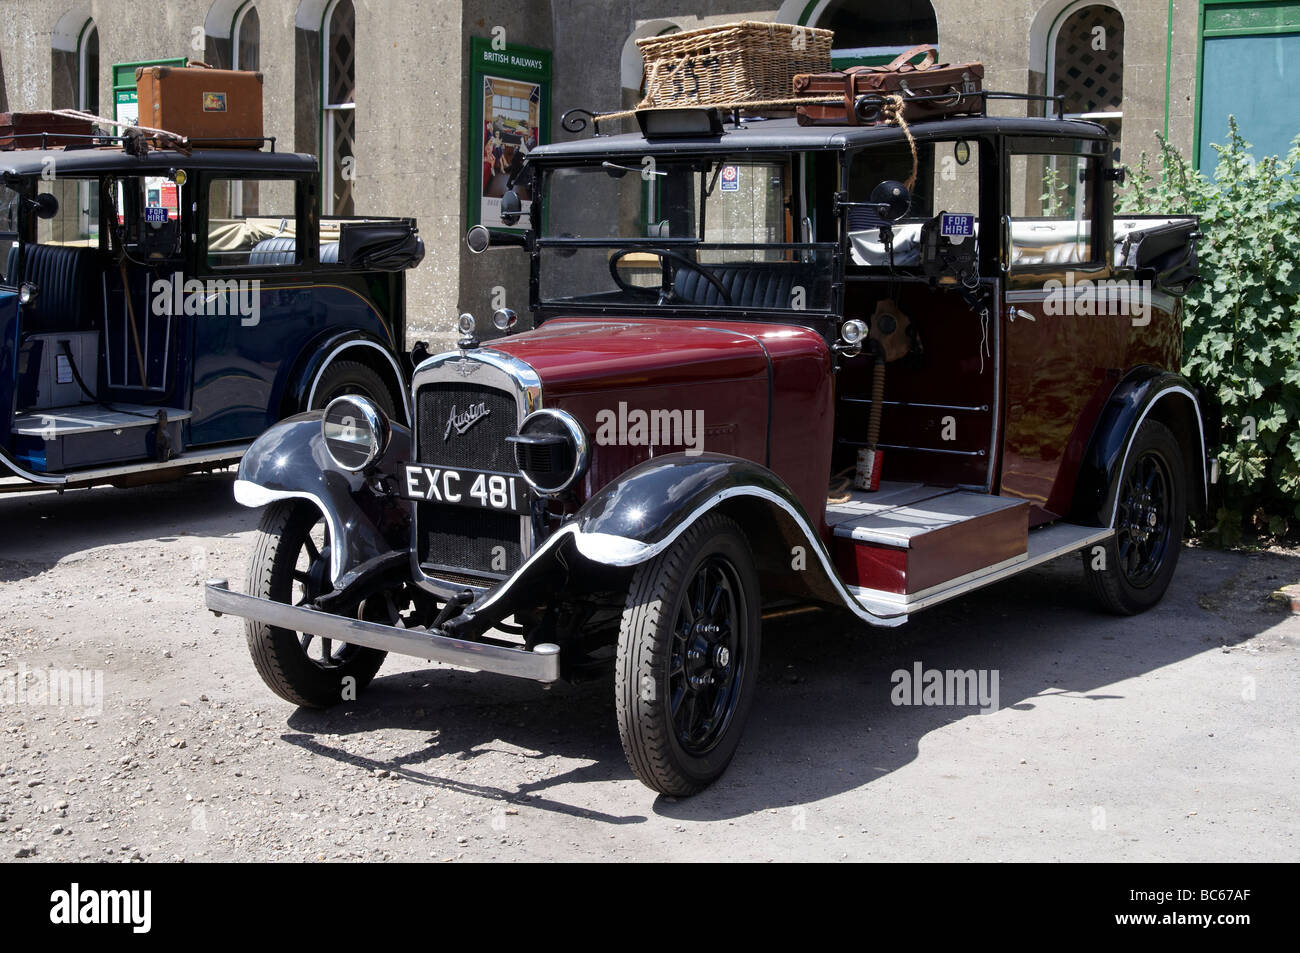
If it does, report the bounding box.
[5,244,99,332]
[674,262,816,309]
[248,237,341,266]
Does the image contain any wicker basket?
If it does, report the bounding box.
[637,21,833,109]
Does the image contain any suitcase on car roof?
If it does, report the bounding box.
[793,45,984,127]
[135,63,264,147]
[0,111,95,150]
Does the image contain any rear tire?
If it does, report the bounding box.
[311,360,399,420]
[615,513,761,796]
[1083,420,1186,615]
[245,500,387,708]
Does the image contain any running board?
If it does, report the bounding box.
[851,522,1115,619]
[0,444,247,492]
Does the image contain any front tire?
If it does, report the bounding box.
[1083,419,1187,615]
[616,513,761,796]
[245,501,387,708]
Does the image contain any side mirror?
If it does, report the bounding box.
[465,224,529,252]
[870,180,911,222]
[499,188,523,227]
[30,193,59,220]
[466,224,491,254]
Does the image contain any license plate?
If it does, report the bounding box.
[400,464,528,515]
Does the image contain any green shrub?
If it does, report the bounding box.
[1118,118,1300,544]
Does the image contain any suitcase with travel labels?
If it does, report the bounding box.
[135,63,264,147]
[793,45,984,127]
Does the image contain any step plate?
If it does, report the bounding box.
[12,404,192,437]
[852,522,1116,618]
[832,488,1030,595]
[10,404,192,473]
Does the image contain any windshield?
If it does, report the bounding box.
[537,155,834,313]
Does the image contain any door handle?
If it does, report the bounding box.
[1007,306,1036,323]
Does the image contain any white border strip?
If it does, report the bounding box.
[308,340,412,424]
[234,480,347,585]
[1109,385,1207,524]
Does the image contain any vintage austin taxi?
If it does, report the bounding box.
[0,128,422,493]
[207,100,1205,796]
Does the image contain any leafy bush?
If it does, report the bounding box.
[1118,118,1300,543]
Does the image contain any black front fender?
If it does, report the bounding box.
[568,453,809,561]
[234,412,413,592]
[451,453,907,635]
[561,453,904,625]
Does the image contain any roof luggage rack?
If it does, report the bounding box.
[562,90,1069,138]
[1,109,278,156]
[0,130,278,155]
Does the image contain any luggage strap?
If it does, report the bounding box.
[849,44,940,75]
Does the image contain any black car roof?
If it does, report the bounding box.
[1,147,317,179]
[530,115,1109,161]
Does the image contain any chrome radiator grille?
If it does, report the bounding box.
[414,378,524,580]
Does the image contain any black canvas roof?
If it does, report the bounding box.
[1,147,317,180]
[530,115,1109,162]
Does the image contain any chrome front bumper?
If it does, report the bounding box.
[204,580,561,683]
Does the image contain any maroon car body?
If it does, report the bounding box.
[209,107,1207,796]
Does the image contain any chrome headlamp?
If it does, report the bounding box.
[840,319,868,347]
[507,409,589,494]
[321,395,390,472]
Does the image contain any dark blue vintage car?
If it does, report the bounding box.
[0,134,423,492]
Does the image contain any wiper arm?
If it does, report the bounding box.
[602,161,666,178]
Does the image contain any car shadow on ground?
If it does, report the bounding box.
[0,471,248,582]
[278,543,1297,824]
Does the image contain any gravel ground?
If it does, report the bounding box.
[1,473,1297,863]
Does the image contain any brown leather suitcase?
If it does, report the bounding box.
[0,111,94,150]
[794,46,984,127]
[136,64,264,147]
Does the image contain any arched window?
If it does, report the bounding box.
[52,15,99,113]
[323,0,356,215]
[234,3,260,71]
[1050,3,1124,158]
[780,0,938,67]
[51,16,100,240]
[620,21,680,100]
[78,22,99,114]
[203,0,257,71]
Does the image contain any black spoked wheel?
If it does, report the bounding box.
[670,556,748,755]
[1115,450,1174,587]
[1084,420,1187,615]
[616,513,761,796]
[245,501,387,707]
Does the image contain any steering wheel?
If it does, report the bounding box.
[608,247,733,307]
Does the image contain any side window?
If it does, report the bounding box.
[1008,153,1095,268]
[36,179,101,248]
[0,185,18,283]
[207,178,300,268]
[846,140,981,270]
